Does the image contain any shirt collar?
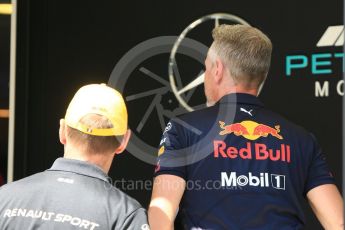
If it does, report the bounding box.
[47,158,110,183]
[218,93,264,107]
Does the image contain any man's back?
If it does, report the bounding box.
[0,158,148,230]
[154,93,335,229]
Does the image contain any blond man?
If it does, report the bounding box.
[149,25,343,230]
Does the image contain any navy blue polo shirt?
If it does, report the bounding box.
[154,93,335,230]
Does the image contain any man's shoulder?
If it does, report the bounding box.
[173,104,310,134]
[106,184,142,210]
[177,105,218,122]
[105,187,147,228]
[170,105,219,134]
[0,172,46,192]
[261,108,315,144]
[264,108,310,133]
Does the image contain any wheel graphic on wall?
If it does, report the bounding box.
[109,13,250,165]
[109,36,208,164]
[169,13,250,112]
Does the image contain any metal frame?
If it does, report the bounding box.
[342,0,345,219]
[7,0,16,182]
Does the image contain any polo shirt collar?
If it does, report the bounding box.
[218,93,264,107]
[48,158,110,183]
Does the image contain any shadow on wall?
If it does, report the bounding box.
[0,118,8,186]
[0,75,9,185]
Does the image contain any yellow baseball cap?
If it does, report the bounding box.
[65,83,127,136]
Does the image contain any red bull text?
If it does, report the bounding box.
[214,141,291,163]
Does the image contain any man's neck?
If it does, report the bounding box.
[224,87,258,96]
[63,146,114,174]
[215,86,258,103]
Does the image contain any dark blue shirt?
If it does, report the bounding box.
[154,93,335,230]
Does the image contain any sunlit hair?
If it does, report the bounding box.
[210,24,272,88]
[66,114,123,154]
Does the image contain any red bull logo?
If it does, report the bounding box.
[214,141,291,163]
[219,120,283,140]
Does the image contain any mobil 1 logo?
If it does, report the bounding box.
[221,172,286,190]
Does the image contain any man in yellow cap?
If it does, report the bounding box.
[0,83,149,230]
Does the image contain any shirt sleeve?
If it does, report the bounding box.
[303,133,336,196]
[120,208,149,230]
[154,119,187,180]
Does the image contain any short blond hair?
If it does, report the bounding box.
[66,114,123,154]
[211,24,272,88]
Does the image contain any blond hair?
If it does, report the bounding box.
[210,24,272,88]
[66,114,122,154]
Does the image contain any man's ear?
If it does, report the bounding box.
[114,129,131,154]
[214,58,224,84]
[59,119,67,145]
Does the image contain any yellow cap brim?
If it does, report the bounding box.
[65,84,127,136]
